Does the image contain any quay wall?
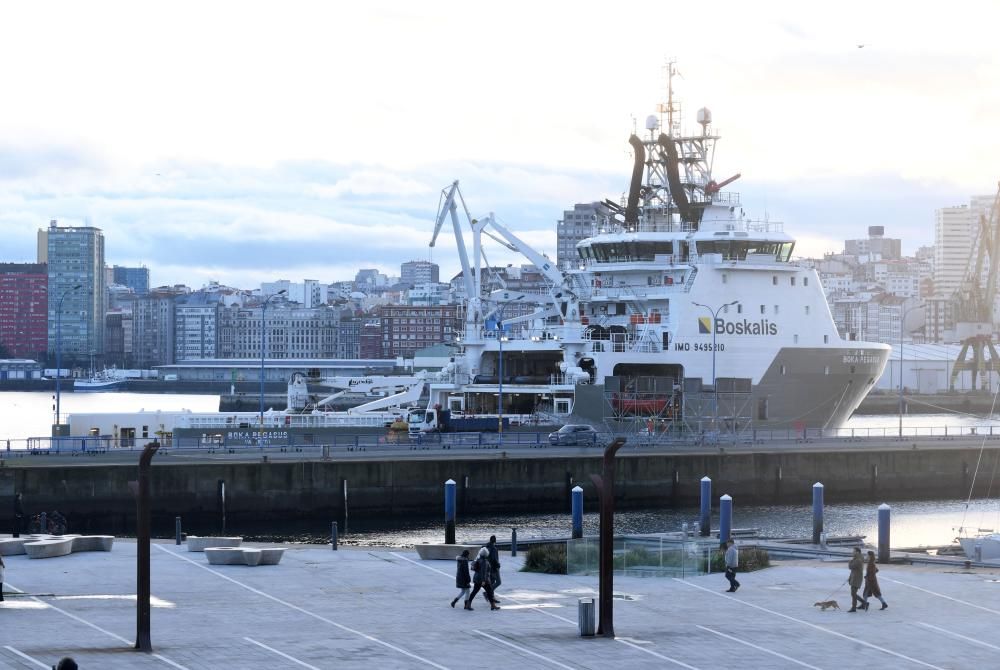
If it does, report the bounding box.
[0,446,996,534]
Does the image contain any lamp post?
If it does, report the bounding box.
[53,284,81,435]
[898,302,925,438]
[494,296,523,447]
[692,300,740,433]
[260,289,287,443]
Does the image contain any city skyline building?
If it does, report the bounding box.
[556,202,614,269]
[0,263,48,359]
[112,265,150,295]
[400,260,440,286]
[44,221,106,365]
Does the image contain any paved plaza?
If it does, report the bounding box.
[1,538,999,669]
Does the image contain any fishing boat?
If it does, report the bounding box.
[74,368,125,392]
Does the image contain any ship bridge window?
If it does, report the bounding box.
[582,241,675,263]
[696,240,794,262]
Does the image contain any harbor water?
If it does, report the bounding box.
[3,390,1000,549]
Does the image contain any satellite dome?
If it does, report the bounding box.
[697,107,712,126]
[645,115,659,131]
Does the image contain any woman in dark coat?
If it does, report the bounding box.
[847,547,865,612]
[467,547,500,610]
[863,550,888,610]
[451,549,472,608]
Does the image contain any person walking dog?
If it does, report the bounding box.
[723,539,740,592]
[451,549,472,609]
[848,547,865,612]
[863,550,888,610]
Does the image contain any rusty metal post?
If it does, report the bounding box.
[589,436,626,638]
[136,441,159,652]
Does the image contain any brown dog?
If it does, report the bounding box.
[813,600,840,611]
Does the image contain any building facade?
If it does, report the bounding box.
[400,260,440,286]
[557,202,614,269]
[112,265,150,295]
[175,292,222,361]
[45,221,106,365]
[218,303,339,359]
[0,263,47,359]
[377,304,458,358]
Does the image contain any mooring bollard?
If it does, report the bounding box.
[175,516,182,545]
[445,479,456,545]
[878,503,891,563]
[511,527,517,556]
[699,476,712,537]
[40,512,47,533]
[812,482,824,545]
[571,485,583,539]
[331,521,338,551]
[719,494,733,544]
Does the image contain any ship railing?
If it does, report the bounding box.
[10,423,1000,455]
[480,327,557,342]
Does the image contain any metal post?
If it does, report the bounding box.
[40,512,47,534]
[497,317,503,446]
[445,478,456,545]
[510,527,517,557]
[331,521,338,551]
[53,284,81,436]
[175,516,182,545]
[812,482,824,545]
[699,476,712,537]
[693,300,739,434]
[719,494,733,544]
[571,485,584,539]
[136,441,160,652]
[218,480,226,535]
[589,436,626,638]
[878,503,891,564]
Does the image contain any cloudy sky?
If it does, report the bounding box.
[2,1,997,289]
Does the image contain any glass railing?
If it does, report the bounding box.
[566,535,719,578]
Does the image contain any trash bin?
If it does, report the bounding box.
[578,597,596,637]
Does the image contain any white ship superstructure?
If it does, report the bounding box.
[428,65,889,432]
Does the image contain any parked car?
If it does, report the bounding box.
[548,424,600,446]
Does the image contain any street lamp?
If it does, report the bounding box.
[260,289,287,443]
[692,300,740,433]
[898,302,925,438]
[494,295,524,447]
[53,284,82,436]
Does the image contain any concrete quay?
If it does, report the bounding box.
[2,538,1000,669]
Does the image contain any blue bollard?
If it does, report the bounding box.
[331,521,338,551]
[699,476,712,537]
[511,527,517,557]
[719,494,733,544]
[878,503,890,564]
[571,485,584,539]
[40,512,47,533]
[812,482,824,545]
[445,479,456,545]
[175,516,182,545]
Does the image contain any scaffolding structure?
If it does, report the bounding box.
[602,376,682,438]
[680,377,754,440]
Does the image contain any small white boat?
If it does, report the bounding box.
[74,369,124,392]
[958,533,1000,562]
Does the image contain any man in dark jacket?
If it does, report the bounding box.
[467,547,500,610]
[451,549,472,608]
[486,535,502,598]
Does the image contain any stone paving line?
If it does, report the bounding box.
[2,540,1000,668]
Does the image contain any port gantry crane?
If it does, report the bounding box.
[950,182,1000,391]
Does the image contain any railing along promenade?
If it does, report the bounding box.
[5,423,1000,458]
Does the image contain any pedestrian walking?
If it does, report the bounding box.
[723,539,740,592]
[467,547,500,610]
[1,553,5,602]
[847,547,865,612]
[486,535,502,598]
[451,549,472,609]
[863,550,888,611]
[13,493,24,538]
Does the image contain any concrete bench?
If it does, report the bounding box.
[24,537,74,559]
[0,538,26,556]
[186,536,243,552]
[414,543,482,560]
[204,546,283,566]
[20,534,116,559]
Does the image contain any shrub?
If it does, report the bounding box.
[521,543,567,574]
[705,546,770,573]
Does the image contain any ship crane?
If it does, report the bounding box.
[950,181,1000,391]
